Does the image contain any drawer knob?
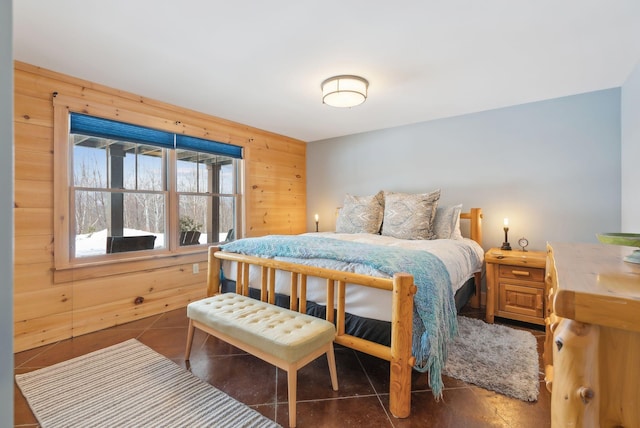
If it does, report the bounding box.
[512,270,531,277]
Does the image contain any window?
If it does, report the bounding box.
[67,113,243,260]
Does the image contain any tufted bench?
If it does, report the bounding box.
[185,293,338,427]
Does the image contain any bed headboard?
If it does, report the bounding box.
[460,207,483,247]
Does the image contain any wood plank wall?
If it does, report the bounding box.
[13,61,307,352]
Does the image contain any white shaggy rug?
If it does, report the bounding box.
[444,316,540,401]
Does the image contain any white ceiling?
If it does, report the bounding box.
[13,1,640,142]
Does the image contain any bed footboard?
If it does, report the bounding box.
[204,207,483,417]
[207,246,417,418]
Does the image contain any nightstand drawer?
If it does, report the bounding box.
[498,283,544,319]
[498,265,544,282]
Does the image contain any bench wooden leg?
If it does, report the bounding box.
[185,319,195,360]
[327,342,338,391]
[287,369,297,428]
[186,294,340,426]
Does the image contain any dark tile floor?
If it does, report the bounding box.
[14,305,550,427]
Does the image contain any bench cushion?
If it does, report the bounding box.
[187,293,336,363]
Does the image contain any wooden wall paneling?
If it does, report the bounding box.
[14,313,73,352]
[14,149,53,182]
[58,253,208,284]
[245,158,305,233]
[53,94,186,136]
[14,121,53,152]
[245,210,307,224]
[14,65,95,102]
[16,62,136,99]
[15,180,53,209]
[14,62,239,133]
[71,284,206,336]
[15,63,184,117]
[248,176,306,196]
[50,92,287,154]
[72,264,207,310]
[249,145,306,166]
[250,135,306,156]
[14,285,72,321]
[247,160,306,181]
[14,93,53,128]
[13,61,307,351]
[252,197,305,209]
[246,211,307,236]
[15,64,296,151]
[13,234,54,265]
[13,207,53,237]
[14,263,54,294]
[245,165,306,234]
[174,120,255,148]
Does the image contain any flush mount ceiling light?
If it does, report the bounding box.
[321,75,369,108]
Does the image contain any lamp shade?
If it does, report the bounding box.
[321,75,368,108]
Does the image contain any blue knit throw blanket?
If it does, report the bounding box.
[221,235,457,398]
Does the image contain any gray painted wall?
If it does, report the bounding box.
[1,0,14,425]
[622,60,640,232]
[307,89,621,252]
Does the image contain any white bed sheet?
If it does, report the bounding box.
[220,233,484,322]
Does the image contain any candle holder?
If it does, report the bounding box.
[501,226,512,250]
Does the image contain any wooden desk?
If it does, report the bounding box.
[545,242,640,427]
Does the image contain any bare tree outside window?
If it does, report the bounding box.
[71,133,240,258]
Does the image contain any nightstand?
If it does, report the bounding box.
[485,248,547,325]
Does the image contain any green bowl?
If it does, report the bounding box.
[596,233,640,248]
[596,233,640,263]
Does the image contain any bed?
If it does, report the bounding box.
[205,198,483,418]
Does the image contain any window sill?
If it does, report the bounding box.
[53,247,209,284]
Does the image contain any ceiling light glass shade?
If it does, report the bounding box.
[321,75,368,108]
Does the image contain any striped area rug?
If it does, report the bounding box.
[15,339,281,428]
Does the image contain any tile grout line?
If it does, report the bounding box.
[352,349,396,425]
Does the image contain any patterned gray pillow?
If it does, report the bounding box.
[336,191,384,234]
[381,190,441,240]
[433,204,463,239]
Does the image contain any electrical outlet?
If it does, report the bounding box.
[192,263,199,274]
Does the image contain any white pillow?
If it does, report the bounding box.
[433,204,463,240]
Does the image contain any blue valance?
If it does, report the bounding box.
[176,134,242,159]
[70,113,174,148]
[70,113,243,159]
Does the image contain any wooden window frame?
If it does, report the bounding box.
[52,94,243,283]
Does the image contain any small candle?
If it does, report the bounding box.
[503,218,509,227]
[315,214,319,222]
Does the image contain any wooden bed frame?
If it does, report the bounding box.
[206,208,483,418]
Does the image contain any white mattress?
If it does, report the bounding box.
[221,233,484,322]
